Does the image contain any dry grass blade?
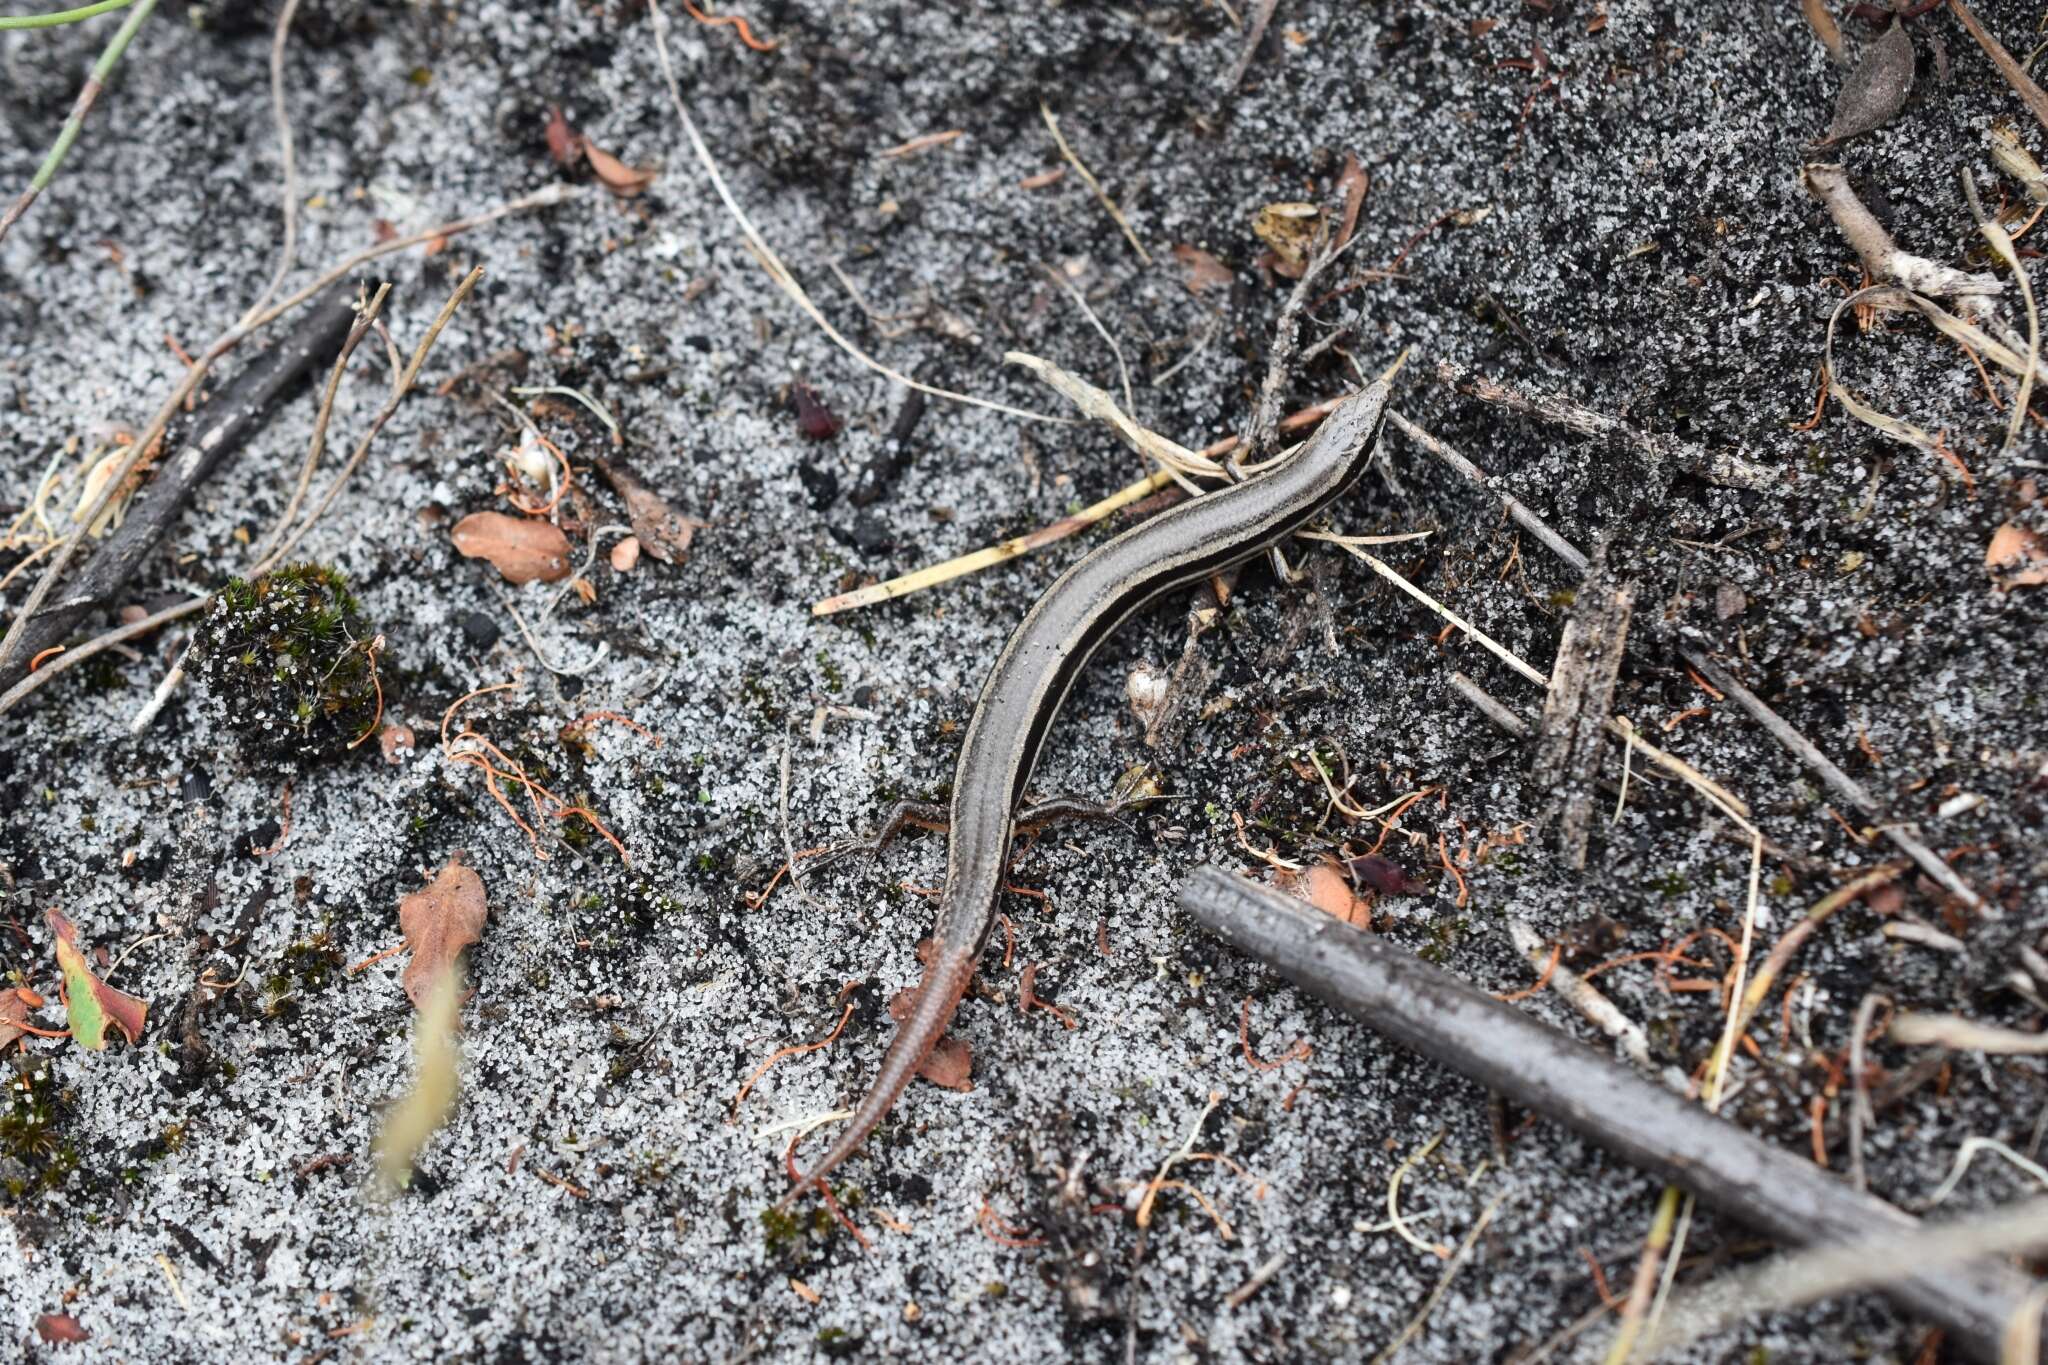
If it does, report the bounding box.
[1962,170,2040,458]
[1005,350,1220,486]
[370,963,463,1196]
[1039,102,1151,264]
[1893,1013,2048,1054]
[812,392,1357,616]
[812,469,1174,616]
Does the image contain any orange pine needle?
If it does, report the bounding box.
[1239,995,1311,1071]
[681,0,776,51]
[731,1001,856,1119]
[1437,833,1469,907]
[1495,942,1561,1002]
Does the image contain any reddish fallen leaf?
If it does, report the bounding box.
[920,1035,974,1091]
[591,456,705,564]
[36,1314,89,1345]
[585,143,657,197]
[1345,853,1426,896]
[47,908,147,1050]
[1862,880,1906,916]
[1277,860,1371,927]
[398,854,489,1011]
[544,104,584,167]
[1171,244,1234,294]
[792,383,841,440]
[451,511,572,583]
[1335,152,1369,250]
[379,724,417,765]
[887,987,975,1091]
[0,989,29,1053]
[1988,521,2048,589]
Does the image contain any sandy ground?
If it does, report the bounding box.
[3,0,2046,1360]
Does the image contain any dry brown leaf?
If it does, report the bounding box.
[1803,0,1845,65]
[544,104,584,167]
[1252,201,1321,274]
[0,988,29,1053]
[887,987,976,1091]
[451,511,572,583]
[1335,152,1369,249]
[1170,244,1234,294]
[921,1035,974,1091]
[1820,19,1913,146]
[585,144,657,197]
[592,456,706,564]
[1988,521,2048,588]
[399,854,488,1011]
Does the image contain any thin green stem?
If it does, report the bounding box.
[0,0,134,30]
[0,0,155,243]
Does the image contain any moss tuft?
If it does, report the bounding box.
[189,563,383,759]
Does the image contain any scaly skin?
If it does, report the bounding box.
[777,384,1389,1213]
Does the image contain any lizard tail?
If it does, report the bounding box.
[774,943,977,1214]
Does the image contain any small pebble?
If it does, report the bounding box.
[610,536,642,572]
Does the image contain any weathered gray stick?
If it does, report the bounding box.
[1177,864,2041,1362]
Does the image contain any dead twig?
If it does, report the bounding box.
[1388,410,1987,915]
[1530,547,1635,868]
[1181,867,2044,1365]
[1437,361,1776,492]
[1221,0,1282,90]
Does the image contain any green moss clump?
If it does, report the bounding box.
[1,1059,79,1198]
[189,563,383,759]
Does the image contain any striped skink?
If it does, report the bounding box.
[780,380,1391,1208]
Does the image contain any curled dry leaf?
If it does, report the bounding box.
[1820,18,1913,146]
[1335,151,1369,249]
[451,511,572,583]
[1171,243,1235,294]
[399,854,489,1011]
[888,987,975,1091]
[1989,124,2048,205]
[1345,853,1426,897]
[0,988,29,1053]
[46,908,147,1050]
[1987,521,2048,588]
[584,144,657,197]
[592,455,706,564]
[1252,201,1321,275]
[792,383,841,440]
